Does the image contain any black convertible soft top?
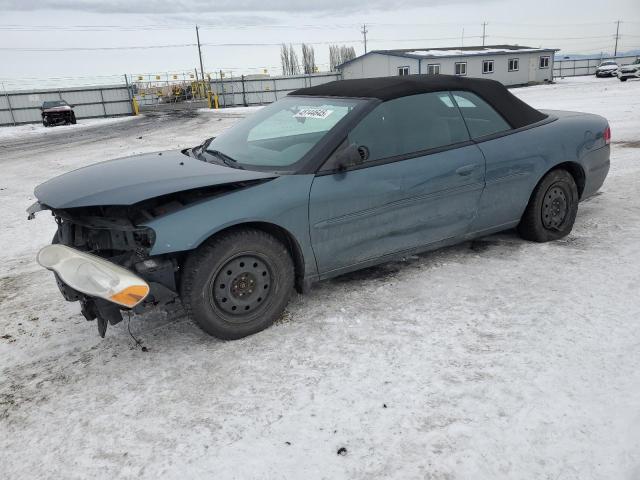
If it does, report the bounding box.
[290,74,547,129]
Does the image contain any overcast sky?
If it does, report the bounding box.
[1,0,639,88]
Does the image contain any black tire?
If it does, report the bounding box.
[620,77,627,82]
[70,112,77,124]
[517,169,579,242]
[181,228,294,340]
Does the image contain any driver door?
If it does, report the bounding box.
[308,91,486,275]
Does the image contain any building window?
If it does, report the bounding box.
[426,64,440,75]
[539,56,550,69]
[454,62,467,76]
[482,60,494,74]
[398,66,410,76]
[508,58,519,72]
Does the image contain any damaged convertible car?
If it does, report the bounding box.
[29,75,611,339]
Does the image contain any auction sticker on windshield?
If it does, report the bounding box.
[294,107,334,119]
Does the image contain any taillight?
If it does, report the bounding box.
[604,126,611,145]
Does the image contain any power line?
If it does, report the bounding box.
[0,44,197,52]
[3,20,640,31]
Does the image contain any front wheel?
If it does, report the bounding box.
[517,169,579,242]
[181,229,294,340]
[620,77,627,82]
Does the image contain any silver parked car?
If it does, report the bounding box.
[618,59,640,81]
[595,61,618,77]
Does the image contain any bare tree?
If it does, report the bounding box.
[288,44,300,75]
[329,44,357,71]
[329,45,340,71]
[281,43,301,76]
[280,43,291,76]
[301,43,316,74]
[341,45,356,63]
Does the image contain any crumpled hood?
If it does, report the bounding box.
[35,150,277,209]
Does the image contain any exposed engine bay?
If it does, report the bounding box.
[33,180,266,336]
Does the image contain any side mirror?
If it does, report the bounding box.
[335,143,369,170]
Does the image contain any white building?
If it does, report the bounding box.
[338,45,558,86]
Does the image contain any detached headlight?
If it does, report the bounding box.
[37,244,150,308]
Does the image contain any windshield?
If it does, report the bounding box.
[205,96,365,171]
[43,100,68,108]
[600,61,616,66]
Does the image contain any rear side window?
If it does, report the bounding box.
[450,90,511,138]
[346,92,471,162]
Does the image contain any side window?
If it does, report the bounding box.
[539,56,550,69]
[321,92,470,171]
[455,62,467,76]
[508,58,519,71]
[398,66,410,76]
[451,90,511,138]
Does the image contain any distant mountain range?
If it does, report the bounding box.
[556,49,640,60]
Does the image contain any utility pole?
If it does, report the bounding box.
[195,25,205,89]
[481,22,487,46]
[461,28,465,47]
[614,20,621,57]
[361,24,368,54]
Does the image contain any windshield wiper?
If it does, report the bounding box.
[189,137,214,158]
[206,149,245,169]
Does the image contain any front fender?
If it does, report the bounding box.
[144,174,317,276]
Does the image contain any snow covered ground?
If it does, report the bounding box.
[1,76,639,480]
[0,115,136,141]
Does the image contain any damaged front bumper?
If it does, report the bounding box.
[38,244,152,336]
[38,244,151,308]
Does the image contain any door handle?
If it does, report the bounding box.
[456,165,475,176]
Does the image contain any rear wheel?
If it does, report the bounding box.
[517,169,579,242]
[70,112,77,124]
[181,228,294,340]
[620,77,627,82]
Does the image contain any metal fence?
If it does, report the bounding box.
[554,55,640,77]
[211,72,341,108]
[0,84,133,126]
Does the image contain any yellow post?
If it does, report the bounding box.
[132,97,140,116]
[207,91,212,109]
[214,94,219,109]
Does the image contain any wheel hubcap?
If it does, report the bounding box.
[212,255,272,318]
[542,183,569,230]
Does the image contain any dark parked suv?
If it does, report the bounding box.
[41,100,76,126]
